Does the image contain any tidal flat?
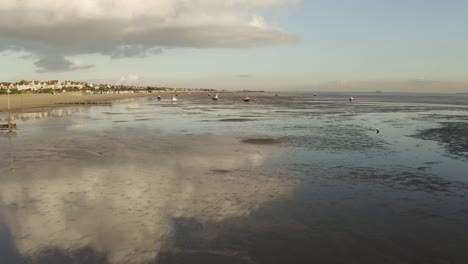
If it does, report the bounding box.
[1,92,468,264]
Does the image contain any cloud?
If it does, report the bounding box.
[111,46,163,59]
[117,74,140,85]
[34,56,95,73]
[0,0,299,72]
[0,133,294,263]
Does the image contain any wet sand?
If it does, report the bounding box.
[1,92,468,264]
[0,92,187,112]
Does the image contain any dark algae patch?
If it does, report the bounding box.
[156,251,251,264]
[219,118,257,122]
[241,138,282,145]
[211,169,232,174]
[413,122,468,160]
[333,166,468,194]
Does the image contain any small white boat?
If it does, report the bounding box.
[349,97,354,102]
[157,95,161,100]
[243,97,250,102]
[212,94,219,100]
[172,95,177,103]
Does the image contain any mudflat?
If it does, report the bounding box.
[1,92,468,264]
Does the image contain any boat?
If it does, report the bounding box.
[172,95,177,103]
[243,97,250,102]
[212,94,219,100]
[349,97,354,102]
[157,95,161,100]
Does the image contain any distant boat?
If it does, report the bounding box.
[208,93,211,96]
[349,97,354,102]
[212,94,219,101]
[157,95,161,100]
[172,95,177,103]
[243,97,250,102]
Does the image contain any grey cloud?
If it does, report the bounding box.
[111,45,163,59]
[34,55,95,73]
[0,0,298,72]
[18,54,35,60]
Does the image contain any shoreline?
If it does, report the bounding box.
[0,92,200,113]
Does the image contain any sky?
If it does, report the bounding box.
[0,0,467,92]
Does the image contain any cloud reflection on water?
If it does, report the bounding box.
[0,132,294,263]
[0,107,88,121]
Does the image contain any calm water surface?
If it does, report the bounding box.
[1,92,468,263]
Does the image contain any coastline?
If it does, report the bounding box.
[0,92,179,112]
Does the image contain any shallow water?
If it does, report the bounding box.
[1,92,468,263]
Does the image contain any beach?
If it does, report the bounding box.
[1,92,468,264]
[0,92,184,112]
[0,91,217,112]
[0,93,154,112]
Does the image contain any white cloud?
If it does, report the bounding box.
[249,15,268,29]
[0,0,299,72]
[0,134,295,263]
[118,74,140,85]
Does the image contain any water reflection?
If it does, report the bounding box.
[0,132,294,263]
[1,93,468,263]
[0,107,88,121]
